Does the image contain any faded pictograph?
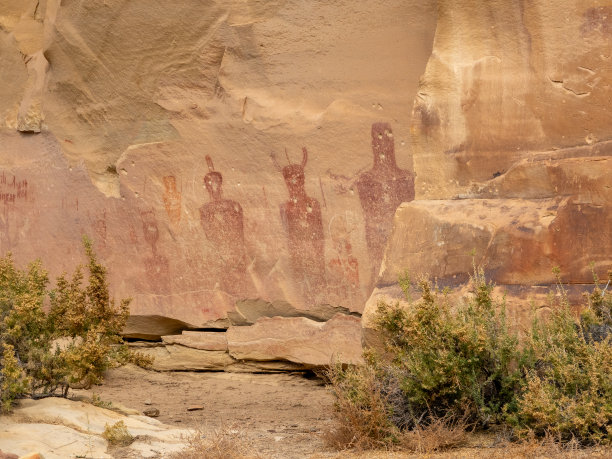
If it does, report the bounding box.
[199,156,248,296]
[162,175,182,225]
[272,147,325,304]
[327,214,362,307]
[141,210,170,293]
[92,210,108,250]
[0,173,29,252]
[0,173,28,204]
[330,122,415,285]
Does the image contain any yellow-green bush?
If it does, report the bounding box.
[0,237,151,412]
[327,268,612,449]
[509,273,612,444]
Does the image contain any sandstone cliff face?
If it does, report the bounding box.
[2,2,610,357]
[363,0,612,337]
[0,1,436,340]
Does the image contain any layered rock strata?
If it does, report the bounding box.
[363,0,612,341]
[133,313,363,371]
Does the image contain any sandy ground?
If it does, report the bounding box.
[74,364,335,458]
[73,365,612,459]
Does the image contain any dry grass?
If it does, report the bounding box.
[322,365,395,451]
[399,415,469,454]
[168,423,261,459]
[312,433,612,458]
[102,420,134,446]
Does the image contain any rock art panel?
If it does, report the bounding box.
[327,214,363,306]
[0,174,28,204]
[0,0,439,338]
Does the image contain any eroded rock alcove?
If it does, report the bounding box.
[0,1,610,369]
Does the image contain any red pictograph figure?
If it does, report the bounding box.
[199,156,247,296]
[272,147,325,304]
[356,123,415,284]
[327,215,362,307]
[141,210,170,293]
[162,176,182,225]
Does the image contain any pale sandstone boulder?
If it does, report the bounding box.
[227,314,363,366]
[124,315,198,340]
[0,423,110,459]
[228,298,360,326]
[131,344,235,371]
[132,342,306,372]
[0,398,192,458]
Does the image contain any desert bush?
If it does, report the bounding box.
[326,267,612,450]
[324,359,397,449]
[103,420,134,446]
[509,270,612,445]
[0,237,151,412]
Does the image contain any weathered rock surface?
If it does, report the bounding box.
[132,312,363,370]
[227,314,363,366]
[0,398,192,459]
[0,1,437,342]
[228,298,361,326]
[162,330,228,351]
[363,0,612,342]
[1,0,610,359]
[380,197,610,287]
[135,344,235,371]
[411,0,612,199]
[123,315,200,340]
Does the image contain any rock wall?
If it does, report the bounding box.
[363,0,612,337]
[2,1,610,361]
[0,0,436,342]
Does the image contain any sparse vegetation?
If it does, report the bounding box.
[169,424,260,459]
[0,237,152,413]
[103,420,134,446]
[326,267,612,451]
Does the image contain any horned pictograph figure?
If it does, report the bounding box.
[272,147,325,303]
[356,122,415,283]
[199,155,247,295]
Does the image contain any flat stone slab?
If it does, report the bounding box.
[227,313,363,366]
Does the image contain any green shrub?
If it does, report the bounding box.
[0,237,152,412]
[509,271,612,444]
[0,343,30,412]
[326,268,612,449]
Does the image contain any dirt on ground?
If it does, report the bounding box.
[73,365,612,459]
[74,364,335,458]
